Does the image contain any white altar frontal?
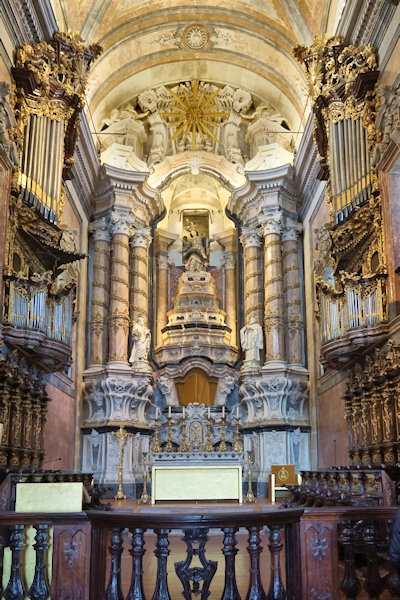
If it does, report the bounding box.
[150,451,244,503]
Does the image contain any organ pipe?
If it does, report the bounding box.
[19,114,65,222]
[330,116,372,222]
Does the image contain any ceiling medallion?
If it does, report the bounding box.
[160,80,229,151]
[182,25,210,50]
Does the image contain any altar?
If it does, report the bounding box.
[150,451,244,503]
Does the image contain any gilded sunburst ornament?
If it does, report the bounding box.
[159,80,229,150]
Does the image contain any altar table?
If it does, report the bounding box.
[151,464,243,503]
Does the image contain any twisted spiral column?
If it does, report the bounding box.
[88,217,111,366]
[282,218,303,366]
[259,209,286,365]
[108,211,134,364]
[240,225,263,325]
[129,227,152,325]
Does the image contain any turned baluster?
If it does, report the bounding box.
[245,525,267,600]
[126,527,146,600]
[4,524,25,600]
[27,524,50,600]
[339,520,361,599]
[221,526,241,600]
[266,524,286,600]
[104,527,124,600]
[152,528,171,600]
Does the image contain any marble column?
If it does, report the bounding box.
[108,210,134,364]
[282,218,303,366]
[129,227,152,324]
[154,229,177,349]
[240,225,263,325]
[214,230,238,348]
[89,217,112,366]
[259,209,286,366]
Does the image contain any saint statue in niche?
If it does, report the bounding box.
[182,220,209,272]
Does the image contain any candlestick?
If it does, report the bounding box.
[218,412,227,452]
[137,453,150,504]
[164,415,173,452]
[232,414,243,452]
[205,413,214,452]
[244,451,256,503]
[112,426,128,500]
[151,415,162,452]
[178,410,188,452]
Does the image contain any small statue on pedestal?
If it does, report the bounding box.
[240,316,263,364]
[129,315,151,364]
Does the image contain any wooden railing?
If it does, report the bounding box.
[0,505,399,599]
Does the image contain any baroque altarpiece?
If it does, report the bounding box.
[1,30,398,493]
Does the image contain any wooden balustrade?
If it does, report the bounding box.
[88,507,303,600]
[286,468,395,508]
[0,505,398,598]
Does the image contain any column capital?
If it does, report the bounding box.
[111,210,135,237]
[282,217,302,242]
[157,255,171,270]
[131,227,152,249]
[240,225,261,249]
[258,208,282,236]
[89,216,112,242]
[223,254,236,270]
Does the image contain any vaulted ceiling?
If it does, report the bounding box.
[51,0,344,136]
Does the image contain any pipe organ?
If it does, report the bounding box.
[11,32,101,224]
[0,32,100,418]
[294,37,386,368]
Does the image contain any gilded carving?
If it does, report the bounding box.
[130,270,148,281]
[111,275,129,286]
[130,252,148,264]
[112,258,130,269]
[109,295,130,306]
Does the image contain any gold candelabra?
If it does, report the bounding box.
[164,415,174,452]
[151,415,162,452]
[218,412,227,452]
[178,414,189,452]
[137,453,150,504]
[232,415,243,452]
[244,451,256,503]
[113,425,128,500]
[205,413,214,452]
